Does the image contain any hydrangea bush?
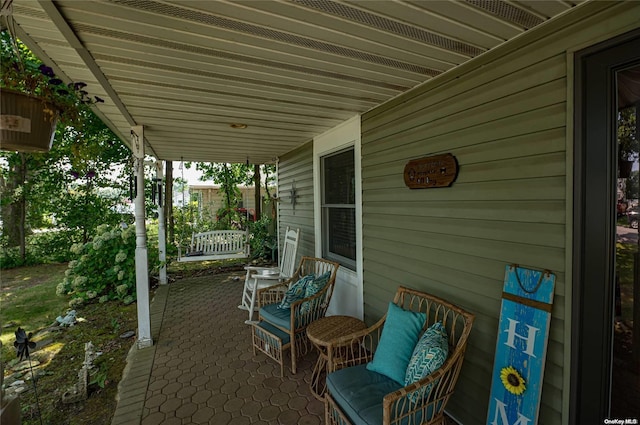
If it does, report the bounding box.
[57,224,149,306]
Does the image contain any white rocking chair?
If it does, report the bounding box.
[239,227,300,324]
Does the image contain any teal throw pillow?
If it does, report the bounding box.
[404,321,449,402]
[299,271,332,314]
[278,274,315,310]
[366,302,426,385]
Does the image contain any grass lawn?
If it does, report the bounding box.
[0,257,254,425]
[1,263,138,425]
[1,263,70,358]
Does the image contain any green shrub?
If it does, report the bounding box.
[249,215,276,261]
[0,230,81,268]
[57,224,157,305]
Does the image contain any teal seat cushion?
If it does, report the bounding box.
[327,364,403,425]
[404,321,449,402]
[254,320,290,345]
[328,365,440,425]
[300,270,331,314]
[278,273,315,309]
[260,303,292,330]
[366,302,426,385]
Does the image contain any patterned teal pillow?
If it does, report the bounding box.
[404,321,449,402]
[366,302,426,385]
[299,271,331,314]
[278,274,315,310]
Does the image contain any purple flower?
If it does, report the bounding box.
[38,64,55,78]
[73,82,87,90]
[49,78,63,86]
[86,170,96,179]
[57,89,69,96]
[94,96,104,103]
[70,170,80,179]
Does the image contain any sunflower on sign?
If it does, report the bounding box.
[500,366,526,396]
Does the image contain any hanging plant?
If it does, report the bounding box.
[0,23,104,152]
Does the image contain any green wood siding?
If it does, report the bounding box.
[361,2,639,424]
[278,141,315,259]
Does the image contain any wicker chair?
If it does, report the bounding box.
[251,256,339,375]
[325,286,475,425]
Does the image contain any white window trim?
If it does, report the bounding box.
[313,115,363,319]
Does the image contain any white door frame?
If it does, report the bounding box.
[313,115,363,319]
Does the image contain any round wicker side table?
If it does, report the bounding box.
[306,315,366,399]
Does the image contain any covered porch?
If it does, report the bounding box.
[5,1,640,423]
[3,0,586,374]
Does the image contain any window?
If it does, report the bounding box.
[322,148,356,269]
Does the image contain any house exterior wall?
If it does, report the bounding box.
[189,185,258,218]
[278,141,315,261]
[359,2,639,425]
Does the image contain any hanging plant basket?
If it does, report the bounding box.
[618,158,634,178]
[0,89,58,153]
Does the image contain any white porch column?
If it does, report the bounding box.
[131,126,153,349]
[156,161,167,285]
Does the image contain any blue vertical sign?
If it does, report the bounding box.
[486,265,555,425]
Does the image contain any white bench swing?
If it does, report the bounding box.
[177,229,250,263]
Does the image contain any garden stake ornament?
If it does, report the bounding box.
[14,327,43,425]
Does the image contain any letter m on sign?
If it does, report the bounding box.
[486,265,555,425]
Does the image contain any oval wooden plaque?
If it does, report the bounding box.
[404,153,458,189]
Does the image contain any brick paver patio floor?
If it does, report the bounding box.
[113,270,323,425]
[112,270,459,425]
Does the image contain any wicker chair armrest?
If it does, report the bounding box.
[382,347,467,424]
[290,284,331,330]
[384,365,446,402]
[257,282,289,307]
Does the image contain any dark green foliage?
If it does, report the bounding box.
[626,170,639,200]
[56,224,159,306]
[618,106,638,160]
[0,230,84,268]
[249,215,277,261]
[196,163,248,229]
[1,30,132,268]
[193,162,276,230]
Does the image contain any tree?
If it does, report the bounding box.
[1,109,131,264]
[1,33,131,265]
[165,161,174,244]
[254,164,261,220]
[626,170,639,200]
[618,106,638,161]
[179,162,276,230]
[0,153,27,257]
[195,163,249,229]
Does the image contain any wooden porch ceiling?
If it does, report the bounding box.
[7,0,579,163]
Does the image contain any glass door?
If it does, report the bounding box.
[612,64,640,419]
